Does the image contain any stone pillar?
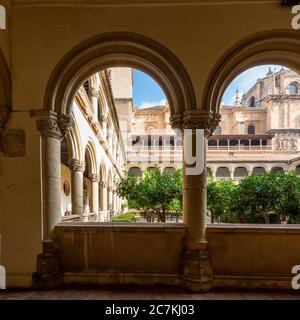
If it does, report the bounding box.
[100,115,108,138]
[69,159,86,217]
[211,168,216,181]
[32,111,72,240]
[171,110,220,293]
[90,88,99,123]
[230,169,234,180]
[89,174,100,214]
[100,182,108,211]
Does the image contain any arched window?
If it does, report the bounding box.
[128,167,142,178]
[249,96,256,108]
[248,125,255,135]
[214,126,222,135]
[288,83,298,95]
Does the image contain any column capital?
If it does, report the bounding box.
[89,87,100,98]
[108,186,113,192]
[88,174,100,182]
[170,111,221,138]
[68,159,86,172]
[100,181,108,188]
[31,110,73,139]
[100,114,108,123]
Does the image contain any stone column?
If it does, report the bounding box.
[230,169,234,180]
[100,115,108,138]
[100,182,108,211]
[171,110,220,293]
[89,174,100,214]
[32,111,72,240]
[211,168,216,181]
[90,88,99,123]
[69,159,86,217]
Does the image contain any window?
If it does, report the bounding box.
[248,125,255,135]
[249,96,256,108]
[288,83,298,95]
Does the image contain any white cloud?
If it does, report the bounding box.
[139,99,167,109]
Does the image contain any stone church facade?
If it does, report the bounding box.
[110,67,300,181]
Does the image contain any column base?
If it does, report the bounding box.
[183,248,213,293]
[33,240,63,290]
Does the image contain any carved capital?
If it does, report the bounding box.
[68,159,86,172]
[108,186,113,192]
[58,114,73,138]
[170,113,183,130]
[88,174,100,182]
[31,110,61,139]
[100,181,108,188]
[183,110,221,138]
[89,87,99,98]
[100,114,108,124]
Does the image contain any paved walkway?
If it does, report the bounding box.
[0,286,300,300]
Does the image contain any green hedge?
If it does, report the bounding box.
[112,212,136,223]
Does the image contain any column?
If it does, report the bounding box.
[100,181,108,211]
[69,159,86,217]
[90,88,99,123]
[211,168,216,181]
[100,115,108,137]
[230,169,234,180]
[171,110,221,293]
[33,111,72,240]
[89,174,100,214]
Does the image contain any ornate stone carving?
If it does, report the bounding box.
[108,186,113,192]
[89,87,100,98]
[170,111,221,137]
[88,174,100,182]
[68,159,86,172]
[274,138,298,151]
[58,114,73,138]
[36,118,61,139]
[183,110,221,138]
[32,110,72,140]
[2,129,26,157]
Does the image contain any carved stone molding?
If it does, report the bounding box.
[274,138,298,151]
[58,114,73,138]
[68,159,86,172]
[170,111,221,138]
[88,174,100,182]
[31,110,73,139]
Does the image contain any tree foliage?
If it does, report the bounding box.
[116,167,183,222]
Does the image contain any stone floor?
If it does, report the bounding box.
[0,285,300,300]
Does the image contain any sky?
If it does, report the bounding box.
[132,65,287,109]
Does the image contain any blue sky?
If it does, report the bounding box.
[133,69,167,109]
[132,65,287,108]
[222,65,285,105]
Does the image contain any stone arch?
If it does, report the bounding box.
[128,166,143,178]
[271,166,285,174]
[0,48,11,130]
[44,32,196,118]
[203,30,300,114]
[84,140,97,175]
